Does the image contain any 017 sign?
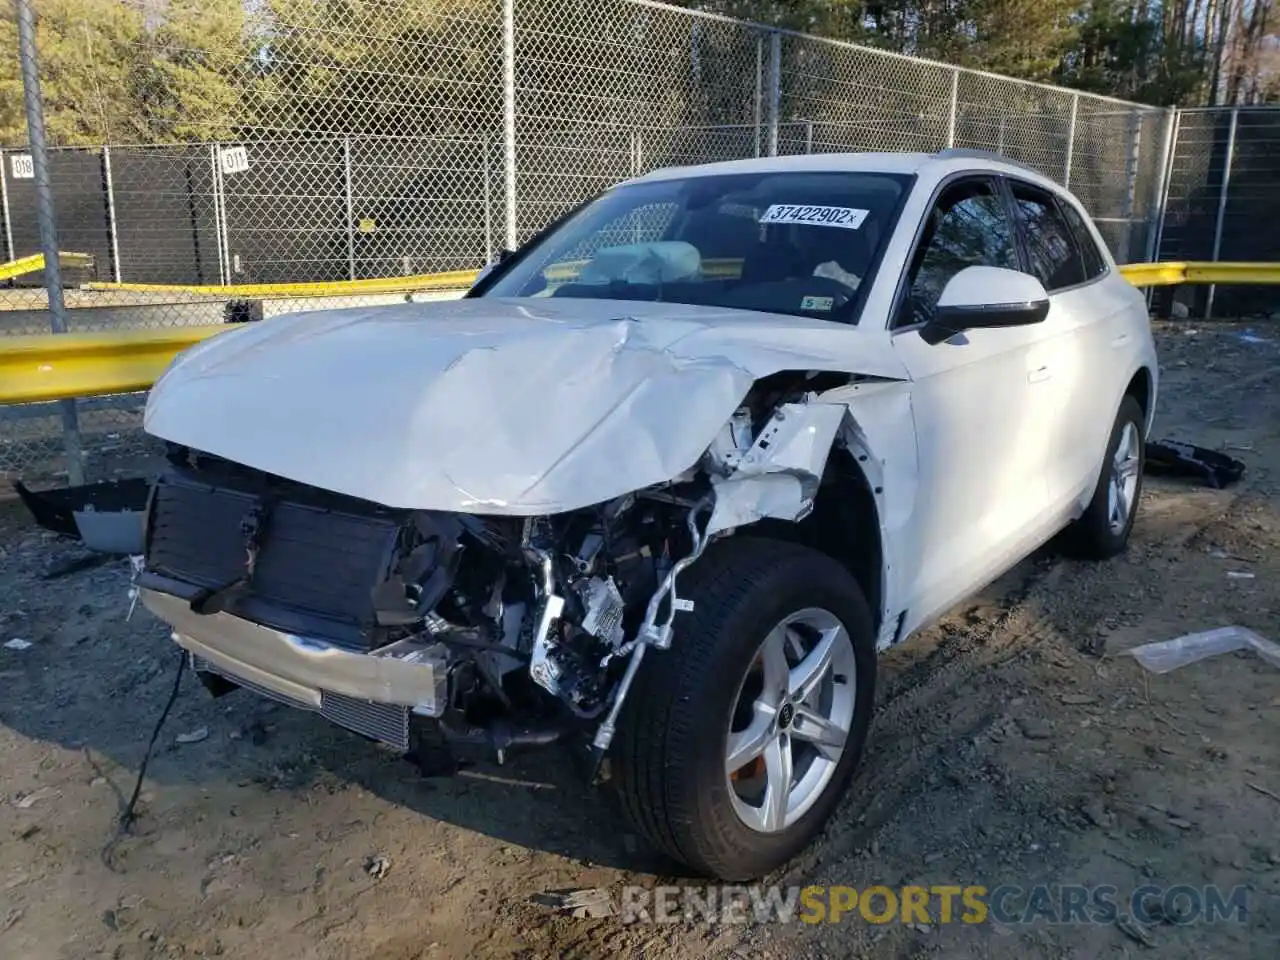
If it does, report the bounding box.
[219,146,250,175]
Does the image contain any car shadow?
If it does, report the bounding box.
[0,532,683,873]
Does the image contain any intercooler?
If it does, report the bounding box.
[192,655,412,751]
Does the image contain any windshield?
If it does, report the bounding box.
[477,170,912,324]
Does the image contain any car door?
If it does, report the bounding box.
[1006,180,1129,513]
[888,175,1056,635]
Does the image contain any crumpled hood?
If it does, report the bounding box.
[145,297,907,513]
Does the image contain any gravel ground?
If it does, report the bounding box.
[0,323,1278,960]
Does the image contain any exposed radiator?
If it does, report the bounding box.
[146,466,407,651]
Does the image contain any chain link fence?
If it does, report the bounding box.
[1154,107,1280,320]
[2,0,1174,486]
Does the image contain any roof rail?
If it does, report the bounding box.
[931,148,1040,174]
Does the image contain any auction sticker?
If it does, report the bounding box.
[760,204,868,230]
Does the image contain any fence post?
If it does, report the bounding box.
[805,119,813,154]
[1063,93,1078,187]
[481,135,493,264]
[0,149,13,263]
[1118,111,1141,265]
[945,69,959,148]
[753,34,763,157]
[102,145,122,282]
[16,0,83,485]
[501,0,518,251]
[1147,108,1179,265]
[1206,107,1239,321]
[766,31,781,157]
[209,144,229,285]
[343,138,355,280]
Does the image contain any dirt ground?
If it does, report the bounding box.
[1,322,1277,960]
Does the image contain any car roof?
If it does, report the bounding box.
[626,149,1066,195]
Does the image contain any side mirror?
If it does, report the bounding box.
[920,266,1050,346]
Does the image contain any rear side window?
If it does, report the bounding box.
[1057,200,1109,279]
[1010,182,1087,292]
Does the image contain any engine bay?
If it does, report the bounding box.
[138,370,860,765]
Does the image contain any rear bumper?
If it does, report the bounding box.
[141,589,448,742]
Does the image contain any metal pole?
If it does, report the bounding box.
[1118,111,1141,265]
[753,34,763,158]
[805,119,813,154]
[1206,107,1239,320]
[16,0,82,484]
[102,145,122,282]
[1063,93,1078,187]
[945,69,959,148]
[501,0,518,251]
[0,151,14,263]
[209,145,228,285]
[343,137,355,280]
[216,149,231,283]
[1147,108,1179,265]
[766,31,781,157]
[481,135,493,264]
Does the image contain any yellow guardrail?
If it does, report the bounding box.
[542,257,744,283]
[0,325,227,404]
[83,269,478,299]
[0,252,94,284]
[1117,261,1280,287]
[3,260,1279,406]
[1116,262,1189,287]
[1183,262,1280,285]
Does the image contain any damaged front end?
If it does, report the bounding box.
[138,371,865,765]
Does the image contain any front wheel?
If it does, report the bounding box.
[611,538,876,880]
[1065,395,1145,559]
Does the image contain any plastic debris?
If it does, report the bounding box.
[4,638,32,651]
[175,726,209,745]
[14,786,60,809]
[1226,571,1256,579]
[365,854,391,879]
[1125,626,1280,674]
[532,887,616,918]
[1144,439,1246,489]
[1116,913,1156,947]
[1238,331,1273,345]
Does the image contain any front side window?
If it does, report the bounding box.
[478,171,912,324]
[1011,182,1087,291]
[898,177,1019,328]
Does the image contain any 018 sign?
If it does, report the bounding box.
[9,154,34,179]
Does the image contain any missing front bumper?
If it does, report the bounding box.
[141,588,449,750]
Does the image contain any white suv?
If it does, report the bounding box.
[139,150,1156,880]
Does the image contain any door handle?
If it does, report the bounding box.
[1028,364,1053,384]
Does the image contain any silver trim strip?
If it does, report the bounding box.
[141,588,447,713]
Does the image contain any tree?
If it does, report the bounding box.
[142,0,252,140]
[252,0,502,137]
[0,0,151,146]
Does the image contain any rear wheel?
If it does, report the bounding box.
[1065,395,1145,559]
[612,538,876,880]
